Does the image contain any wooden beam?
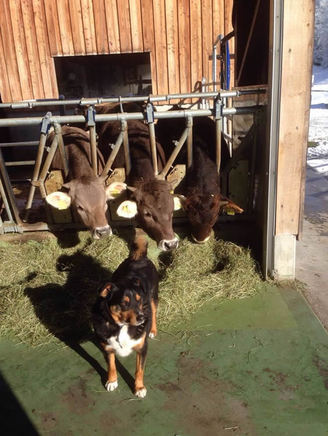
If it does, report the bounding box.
[275,0,314,236]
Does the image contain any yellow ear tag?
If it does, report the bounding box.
[45,191,71,210]
[107,182,127,198]
[116,200,137,218]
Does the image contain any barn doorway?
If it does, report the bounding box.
[54,53,152,99]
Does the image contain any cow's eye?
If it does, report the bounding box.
[77,205,84,211]
[144,210,152,218]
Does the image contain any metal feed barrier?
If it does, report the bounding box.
[0,89,265,234]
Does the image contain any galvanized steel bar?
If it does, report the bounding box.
[87,106,97,176]
[0,141,38,148]
[186,116,193,168]
[101,130,125,177]
[0,89,266,110]
[25,113,52,211]
[145,102,158,176]
[38,135,59,198]
[121,120,131,176]
[5,161,35,166]
[54,123,69,179]
[159,127,189,178]
[0,148,22,225]
[216,118,222,174]
[0,106,262,127]
[0,176,14,222]
[148,122,158,176]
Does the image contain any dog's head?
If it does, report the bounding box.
[99,282,145,326]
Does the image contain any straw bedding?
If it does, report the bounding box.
[0,232,261,346]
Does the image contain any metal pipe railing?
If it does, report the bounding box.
[0,88,266,110]
[0,105,262,127]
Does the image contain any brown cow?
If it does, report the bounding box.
[96,103,179,251]
[46,125,112,239]
[157,114,241,243]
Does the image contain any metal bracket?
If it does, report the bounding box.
[87,106,96,127]
[144,102,155,124]
[214,96,223,120]
[40,112,52,134]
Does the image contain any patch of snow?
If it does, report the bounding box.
[307,65,328,176]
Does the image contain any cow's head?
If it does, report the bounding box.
[113,180,179,251]
[179,193,221,243]
[46,176,112,239]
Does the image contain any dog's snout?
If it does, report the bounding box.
[93,225,112,239]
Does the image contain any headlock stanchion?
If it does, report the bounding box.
[145,102,158,177]
[87,106,97,176]
[25,112,52,213]
[0,87,266,234]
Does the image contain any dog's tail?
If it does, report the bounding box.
[130,229,148,260]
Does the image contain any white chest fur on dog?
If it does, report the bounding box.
[107,325,144,357]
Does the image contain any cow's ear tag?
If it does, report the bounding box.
[173,196,183,211]
[106,182,127,200]
[45,191,71,210]
[116,200,138,218]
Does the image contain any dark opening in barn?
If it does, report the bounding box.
[54,53,152,99]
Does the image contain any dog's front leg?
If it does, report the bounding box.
[135,348,147,398]
[149,298,158,338]
[105,350,118,392]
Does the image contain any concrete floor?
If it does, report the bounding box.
[1,284,328,436]
[296,165,328,330]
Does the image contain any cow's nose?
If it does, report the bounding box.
[159,237,179,251]
[93,225,112,239]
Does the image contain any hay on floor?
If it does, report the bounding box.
[0,232,261,347]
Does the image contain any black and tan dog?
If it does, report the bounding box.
[92,233,158,398]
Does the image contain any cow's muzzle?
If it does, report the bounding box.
[92,225,112,239]
[158,237,179,251]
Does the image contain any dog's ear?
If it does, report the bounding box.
[99,283,112,298]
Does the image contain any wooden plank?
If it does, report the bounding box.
[212,0,224,40]
[153,0,168,95]
[8,0,33,100]
[140,0,157,94]
[190,0,202,91]
[32,0,58,98]
[104,0,120,53]
[0,0,22,101]
[69,0,86,54]
[21,0,45,99]
[93,0,109,54]
[165,0,179,94]
[224,0,234,87]
[0,28,12,102]
[275,0,314,236]
[129,0,143,52]
[178,0,191,94]
[80,0,97,54]
[56,0,74,55]
[44,0,62,55]
[201,0,213,85]
[117,0,132,52]
[212,0,225,89]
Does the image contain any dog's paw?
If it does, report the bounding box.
[105,380,118,392]
[135,387,147,398]
[149,332,156,339]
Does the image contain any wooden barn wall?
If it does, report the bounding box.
[0,0,234,103]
